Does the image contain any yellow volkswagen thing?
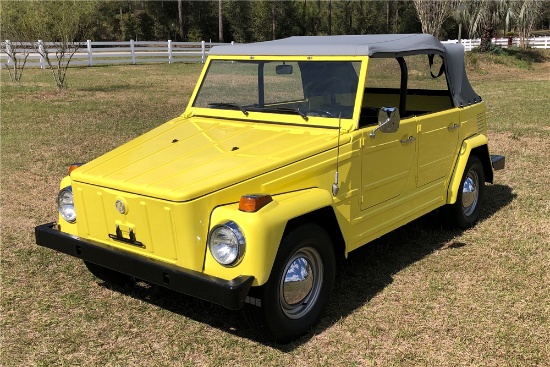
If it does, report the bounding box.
[36,34,505,342]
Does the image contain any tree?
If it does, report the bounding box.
[463,0,508,52]
[512,0,547,48]
[413,0,459,38]
[2,40,30,82]
[3,0,99,89]
[0,2,31,82]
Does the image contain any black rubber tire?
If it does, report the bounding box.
[84,261,136,287]
[244,223,335,343]
[446,155,485,229]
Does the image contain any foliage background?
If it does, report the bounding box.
[1,0,550,44]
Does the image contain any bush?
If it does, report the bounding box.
[471,42,506,56]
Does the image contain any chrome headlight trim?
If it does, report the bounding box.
[208,221,246,267]
[58,186,76,223]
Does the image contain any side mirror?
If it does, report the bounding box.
[370,107,400,138]
[276,64,293,75]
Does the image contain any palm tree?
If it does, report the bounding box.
[511,0,546,48]
[464,0,508,52]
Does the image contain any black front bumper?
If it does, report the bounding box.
[35,223,254,310]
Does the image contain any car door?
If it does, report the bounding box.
[416,109,460,187]
[360,116,417,211]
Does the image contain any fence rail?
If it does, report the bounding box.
[1,40,233,68]
[442,36,550,51]
[2,36,549,68]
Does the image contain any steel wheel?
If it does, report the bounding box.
[462,169,480,217]
[446,155,485,229]
[243,223,335,343]
[279,247,323,320]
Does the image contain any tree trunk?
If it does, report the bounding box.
[395,6,399,33]
[218,0,224,42]
[479,15,494,52]
[387,1,390,33]
[272,4,276,40]
[328,0,332,35]
[178,0,184,40]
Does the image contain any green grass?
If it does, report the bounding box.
[1,57,549,366]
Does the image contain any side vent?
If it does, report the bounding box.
[477,113,486,133]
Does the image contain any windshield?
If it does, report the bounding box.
[193,60,361,119]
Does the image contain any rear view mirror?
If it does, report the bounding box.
[276,64,293,75]
[370,107,400,137]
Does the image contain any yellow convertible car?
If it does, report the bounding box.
[36,34,504,343]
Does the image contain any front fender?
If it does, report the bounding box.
[204,188,333,286]
[447,134,490,205]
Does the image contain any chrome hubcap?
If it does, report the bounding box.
[462,170,479,217]
[280,247,323,319]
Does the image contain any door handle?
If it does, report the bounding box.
[400,136,416,144]
[448,123,460,131]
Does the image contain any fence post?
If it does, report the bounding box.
[38,40,45,69]
[130,39,135,65]
[5,40,12,66]
[168,40,172,64]
[87,39,93,67]
[201,40,206,63]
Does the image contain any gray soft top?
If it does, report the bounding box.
[210,34,480,107]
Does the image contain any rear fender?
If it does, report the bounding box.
[447,135,492,205]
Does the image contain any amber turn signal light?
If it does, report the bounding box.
[239,194,273,212]
[68,163,84,175]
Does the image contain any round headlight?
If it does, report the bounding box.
[58,187,76,223]
[208,221,245,266]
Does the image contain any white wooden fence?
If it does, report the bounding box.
[442,36,550,51]
[0,40,233,68]
[1,36,549,68]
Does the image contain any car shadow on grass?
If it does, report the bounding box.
[99,183,515,350]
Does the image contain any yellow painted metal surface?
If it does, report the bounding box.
[71,117,341,202]
[447,133,489,204]
[206,189,333,285]
[55,52,494,287]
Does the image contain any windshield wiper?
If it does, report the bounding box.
[207,102,249,116]
[248,106,308,121]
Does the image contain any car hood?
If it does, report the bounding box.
[71,116,342,202]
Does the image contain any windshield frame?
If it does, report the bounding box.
[185,55,368,131]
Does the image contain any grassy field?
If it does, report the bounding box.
[1,53,549,366]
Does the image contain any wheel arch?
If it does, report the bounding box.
[282,206,346,263]
[206,188,344,286]
[471,145,494,184]
[447,134,493,205]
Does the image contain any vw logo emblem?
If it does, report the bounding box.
[115,199,127,214]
